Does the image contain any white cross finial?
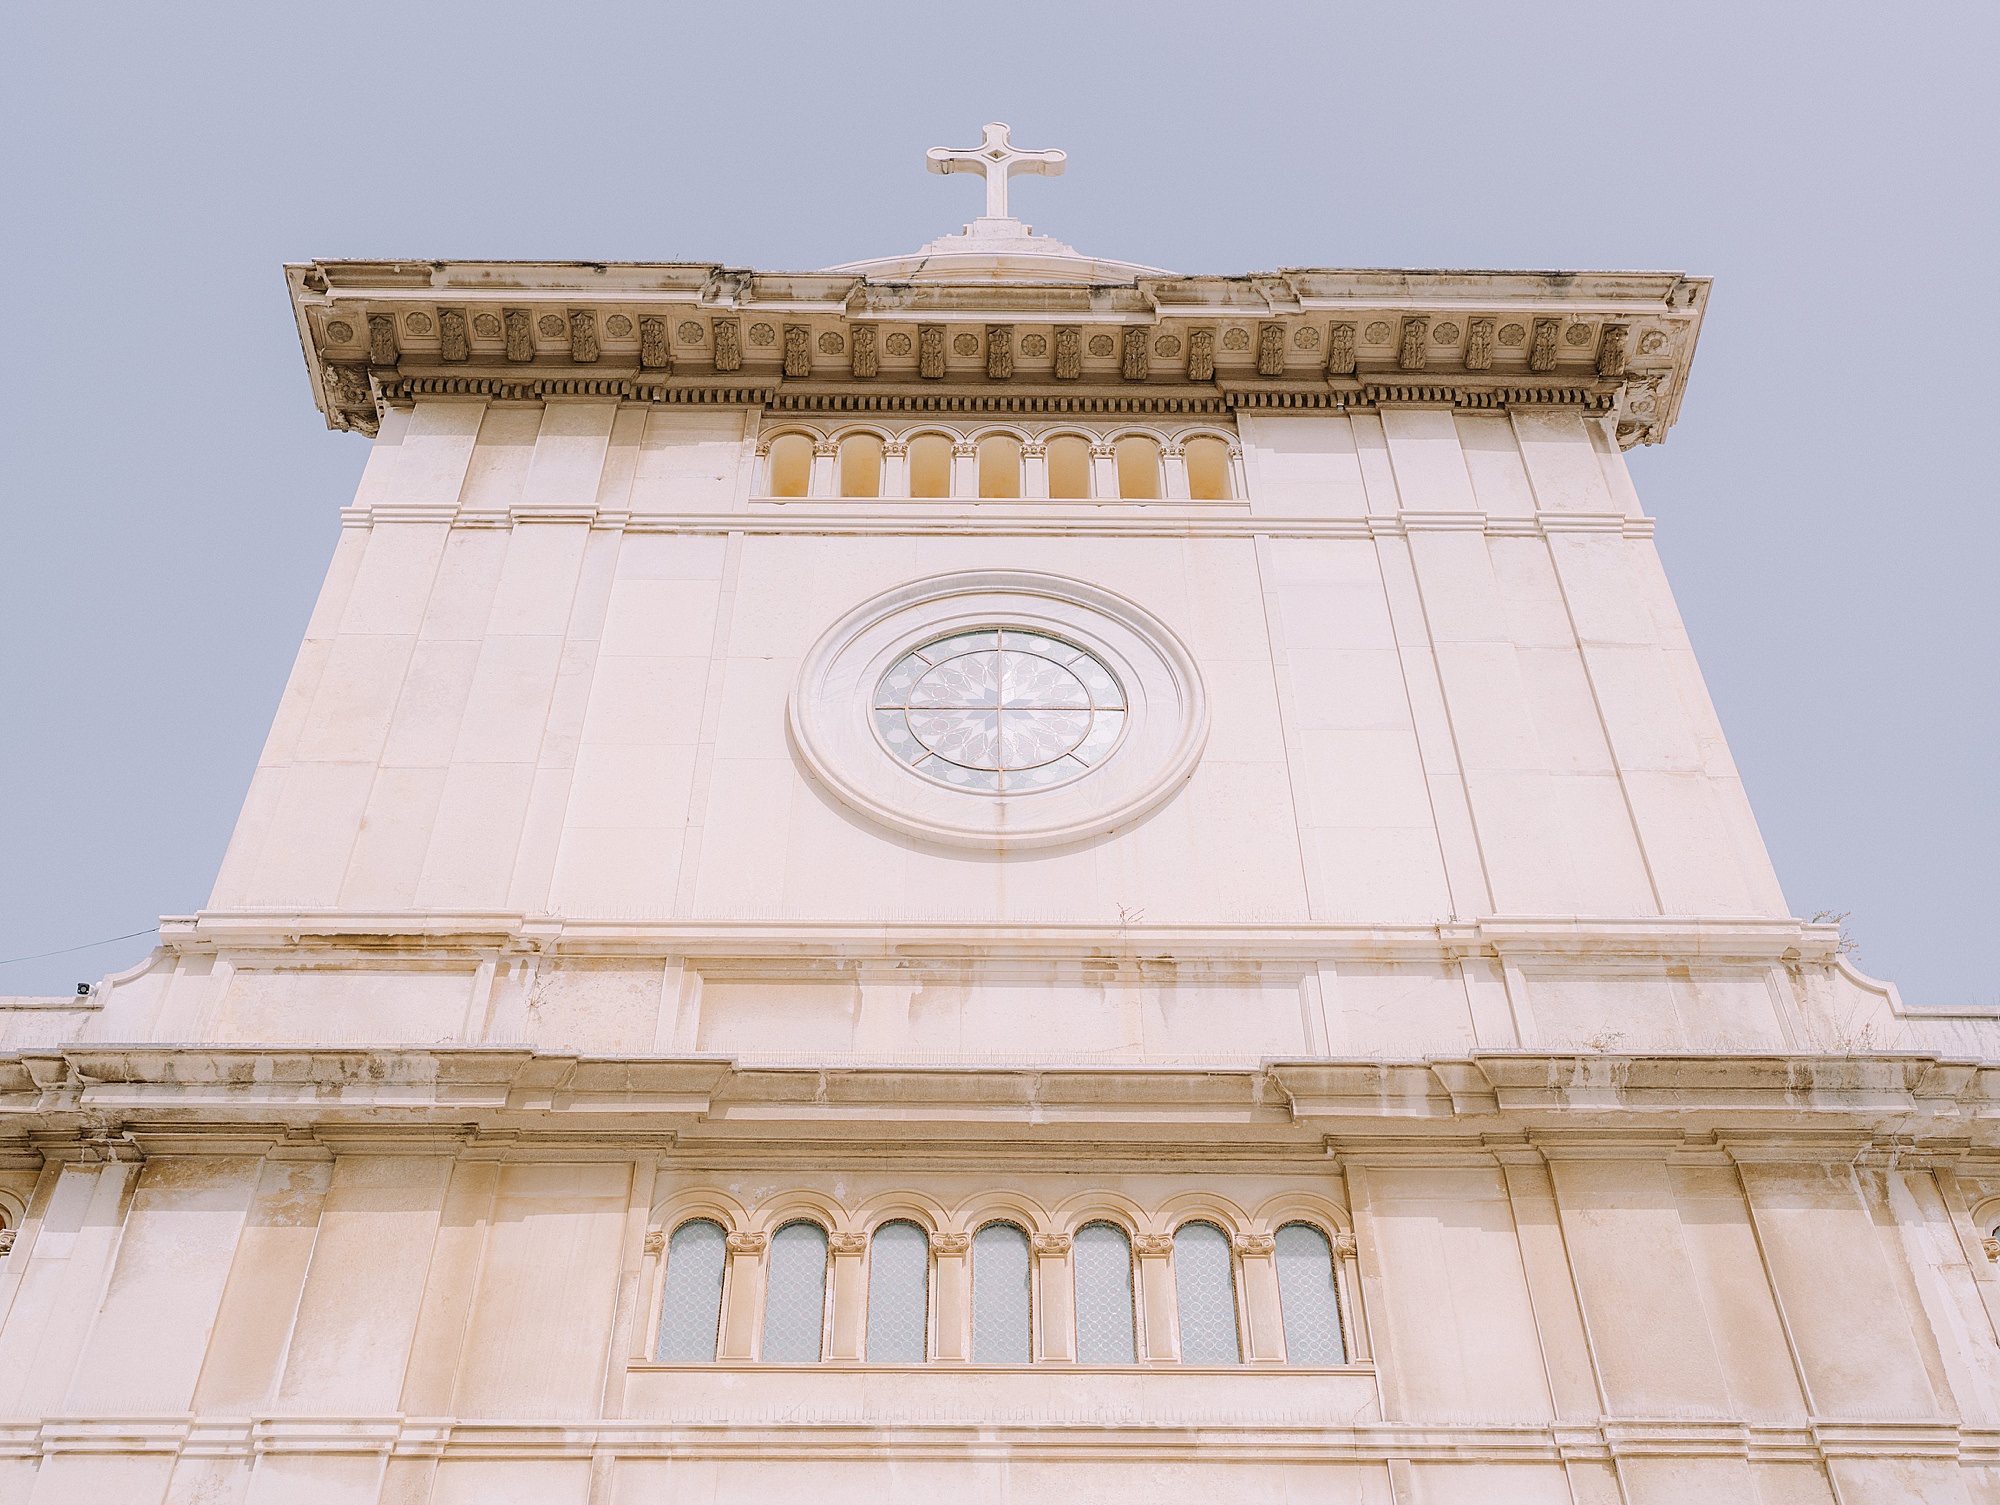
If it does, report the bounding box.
[926,122,1066,223]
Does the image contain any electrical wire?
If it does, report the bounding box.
[0,927,159,969]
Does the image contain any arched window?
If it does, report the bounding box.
[1115,436,1162,500]
[761,1220,829,1361]
[1274,1222,1345,1364]
[1172,1221,1239,1364]
[1185,436,1234,500]
[1047,435,1093,499]
[655,1218,726,1361]
[766,434,812,498]
[840,434,883,498]
[1073,1221,1137,1364]
[909,435,954,498]
[971,1222,1031,1362]
[977,435,1023,499]
[867,1220,929,1361]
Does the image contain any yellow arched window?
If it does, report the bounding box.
[1047,436,1092,499]
[766,435,813,498]
[1185,436,1233,500]
[978,435,1022,498]
[1115,436,1161,500]
[840,434,883,498]
[909,435,953,498]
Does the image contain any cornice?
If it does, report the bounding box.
[288,260,1704,448]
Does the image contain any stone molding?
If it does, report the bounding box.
[291,261,1703,446]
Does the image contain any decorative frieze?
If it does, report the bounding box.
[1398,316,1428,371]
[437,308,468,363]
[1256,323,1285,376]
[851,324,878,378]
[713,318,742,371]
[1326,322,1356,375]
[367,313,397,365]
[504,309,534,363]
[1529,317,1559,372]
[569,309,599,364]
[1596,322,1629,376]
[1465,317,1494,370]
[919,324,946,379]
[1054,326,1082,380]
[784,325,812,378]
[986,324,1012,379]
[1122,326,1148,381]
[1186,327,1215,381]
[639,316,670,369]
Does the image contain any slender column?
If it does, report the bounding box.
[1032,1233,1074,1362]
[1235,1233,1285,1363]
[1332,1230,1369,1362]
[950,441,978,498]
[1134,1233,1178,1360]
[1021,441,1050,500]
[1226,445,1248,502]
[808,439,839,497]
[719,1231,766,1359]
[933,1231,970,1361]
[824,1231,867,1360]
[1161,442,1190,499]
[1089,442,1119,501]
[881,439,910,498]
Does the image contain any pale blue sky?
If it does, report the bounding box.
[2,1,1993,1003]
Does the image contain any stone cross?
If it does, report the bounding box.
[926,122,1066,222]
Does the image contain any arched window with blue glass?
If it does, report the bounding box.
[761,1220,830,1362]
[655,1218,727,1361]
[1274,1222,1345,1364]
[866,1220,930,1362]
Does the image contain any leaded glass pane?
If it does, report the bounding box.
[1073,1222,1137,1364]
[655,1219,725,1361]
[1173,1221,1240,1364]
[971,1223,1031,1363]
[873,628,1126,793]
[866,1220,929,1362]
[761,1221,828,1362]
[1275,1223,1345,1364]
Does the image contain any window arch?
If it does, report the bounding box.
[1172,1221,1239,1363]
[1047,435,1093,498]
[971,1221,1031,1362]
[761,1219,829,1361]
[1185,435,1234,500]
[839,434,883,498]
[655,1218,727,1361]
[1073,1221,1137,1364]
[866,1220,929,1361]
[977,434,1023,499]
[1274,1222,1345,1364]
[766,434,813,498]
[1114,436,1162,499]
[908,434,954,498]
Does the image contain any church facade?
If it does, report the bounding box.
[4,128,1999,1505]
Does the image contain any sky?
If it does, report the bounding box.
[1,1,1994,1005]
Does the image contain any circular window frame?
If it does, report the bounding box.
[790,571,1208,850]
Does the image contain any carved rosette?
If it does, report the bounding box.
[1255,323,1285,377]
[1122,326,1149,381]
[504,308,534,363]
[1464,317,1494,371]
[986,324,1013,380]
[639,316,670,369]
[726,1231,769,1256]
[828,1232,867,1256]
[918,324,946,380]
[712,318,742,372]
[437,308,469,363]
[366,313,397,366]
[1327,322,1356,375]
[567,309,599,364]
[1398,316,1429,371]
[1596,322,1629,377]
[1031,1233,1072,1258]
[1186,326,1215,382]
[1053,325,1082,380]
[851,324,879,378]
[1529,317,1559,372]
[784,324,812,378]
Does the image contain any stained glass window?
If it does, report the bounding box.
[655,1218,726,1361]
[1173,1221,1240,1364]
[1073,1221,1137,1364]
[1275,1222,1345,1364]
[761,1220,828,1362]
[866,1220,929,1362]
[971,1222,1031,1363]
[873,628,1126,793]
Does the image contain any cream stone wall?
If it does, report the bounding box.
[4,244,1996,1504]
